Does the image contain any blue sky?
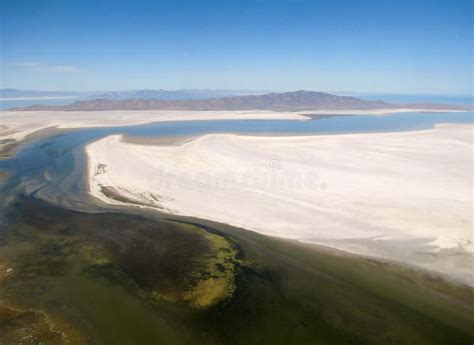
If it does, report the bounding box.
[0,0,472,94]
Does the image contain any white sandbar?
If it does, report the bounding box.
[86,124,474,285]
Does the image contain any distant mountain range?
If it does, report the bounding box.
[87,89,267,100]
[0,88,265,100]
[8,90,470,111]
[0,88,84,99]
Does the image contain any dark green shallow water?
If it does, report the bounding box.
[0,112,473,344]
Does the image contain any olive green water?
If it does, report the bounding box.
[1,196,472,345]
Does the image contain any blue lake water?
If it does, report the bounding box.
[0,111,472,206]
[0,97,80,110]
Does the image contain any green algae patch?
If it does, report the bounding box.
[157,226,239,308]
[80,243,111,267]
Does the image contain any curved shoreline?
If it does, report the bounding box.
[85,124,474,285]
[1,108,468,159]
[0,109,310,156]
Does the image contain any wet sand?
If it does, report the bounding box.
[122,134,198,147]
[0,171,8,183]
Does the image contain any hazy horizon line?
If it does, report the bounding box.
[0,87,472,98]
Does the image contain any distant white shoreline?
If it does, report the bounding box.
[0,96,79,101]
